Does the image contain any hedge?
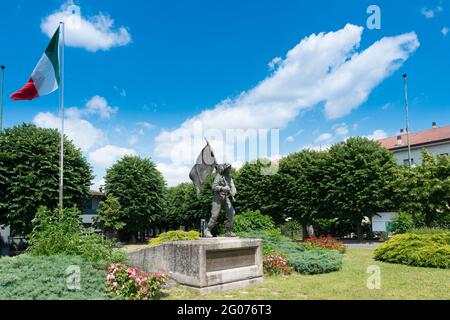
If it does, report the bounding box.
[0,255,108,300]
[374,233,450,269]
[289,250,343,275]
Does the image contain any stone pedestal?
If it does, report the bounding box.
[126,238,263,294]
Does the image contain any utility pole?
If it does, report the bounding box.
[403,74,412,167]
[0,65,5,132]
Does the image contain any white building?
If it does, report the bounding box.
[377,122,450,165]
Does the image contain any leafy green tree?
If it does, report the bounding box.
[234,159,282,223]
[104,155,165,242]
[273,150,329,227]
[0,124,93,235]
[163,178,212,230]
[324,137,397,239]
[93,195,125,238]
[392,151,450,227]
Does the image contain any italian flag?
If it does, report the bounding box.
[11,27,60,101]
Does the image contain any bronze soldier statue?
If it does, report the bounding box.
[204,163,236,238]
[189,142,237,238]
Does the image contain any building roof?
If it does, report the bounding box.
[91,190,105,197]
[377,124,450,150]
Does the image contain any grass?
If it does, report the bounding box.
[164,248,450,300]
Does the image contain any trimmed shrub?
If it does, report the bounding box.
[289,250,343,275]
[374,233,450,269]
[106,263,168,300]
[410,227,450,235]
[0,255,108,300]
[148,230,200,247]
[27,206,126,264]
[238,229,307,257]
[233,210,275,233]
[390,213,414,234]
[304,235,347,253]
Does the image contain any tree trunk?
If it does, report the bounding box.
[130,233,137,244]
[356,223,363,241]
[307,225,315,238]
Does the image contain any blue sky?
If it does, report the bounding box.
[1,0,449,187]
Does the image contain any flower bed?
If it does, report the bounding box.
[304,235,346,253]
[106,263,168,300]
[263,252,291,275]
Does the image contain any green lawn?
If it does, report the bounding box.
[165,248,450,300]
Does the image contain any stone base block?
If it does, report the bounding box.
[183,277,264,295]
[126,237,263,294]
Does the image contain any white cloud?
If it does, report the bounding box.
[382,102,393,110]
[127,135,139,145]
[89,145,136,167]
[314,133,333,144]
[268,56,282,70]
[92,178,105,192]
[334,123,349,136]
[421,7,435,18]
[137,121,155,130]
[85,95,117,119]
[366,129,388,141]
[442,27,449,36]
[40,1,131,52]
[64,95,117,119]
[156,162,190,186]
[33,112,106,151]
[285,136,295,143]
[301,144,331,152]
[154,24,419,184]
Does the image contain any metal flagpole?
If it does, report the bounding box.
[59,22,65,210]
[403,74,412,167]
[0,65,5,132]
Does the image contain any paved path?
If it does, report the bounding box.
[343,241,382,249]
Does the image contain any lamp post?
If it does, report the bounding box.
[403,74,412,167]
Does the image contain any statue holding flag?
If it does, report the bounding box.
[189,141,237,238]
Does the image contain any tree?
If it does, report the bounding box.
[274,150,329,228]
[104,155,166,242]
[0,124,93,235]
[163,178,213,230]
[93,195,125,238]
[392,151,450,227]
[234,159,282,223]
[324,137,397,239]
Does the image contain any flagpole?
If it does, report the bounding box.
[59,22,65,210]
[0,65,5,132]
[403,74,412,168]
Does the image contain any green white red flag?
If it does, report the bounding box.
[10,27,60,101]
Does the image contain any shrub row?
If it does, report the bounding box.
[148,230,200,247]
[374,233,450,269]
[0,255,108,300]
[289,250,343,275]
[239,229,344,275]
